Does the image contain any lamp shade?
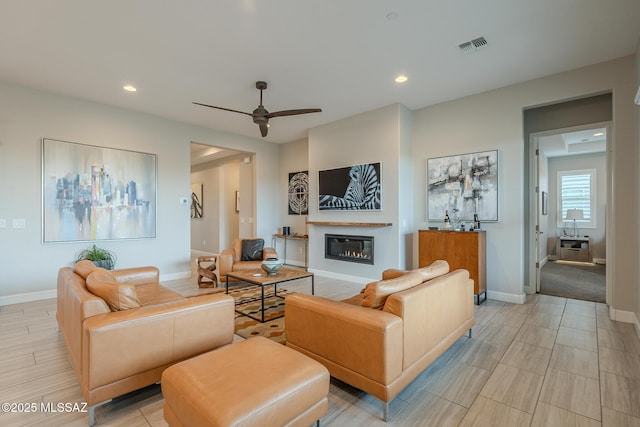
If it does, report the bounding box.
[566,209,584,221]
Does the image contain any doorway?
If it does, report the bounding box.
[189,142,254,255]
[530,124,609,303]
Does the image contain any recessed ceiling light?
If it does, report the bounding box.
[395,75,408,83]
[386,11,398,21]
[593,132,604,137]
[123,85,137,92]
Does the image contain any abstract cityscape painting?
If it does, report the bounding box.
[318,162,381,211]
[427,150,498,222]
[42,138,157,242]
[288,171,309,215]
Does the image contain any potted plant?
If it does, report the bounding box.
[75,244,117,270]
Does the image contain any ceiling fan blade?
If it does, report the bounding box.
[192,102,253,116]
[266,108,322,118]
[259,123,269,137]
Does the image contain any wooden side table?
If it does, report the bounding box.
[196,255,218,288]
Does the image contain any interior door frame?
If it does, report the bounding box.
[527,122,612,303]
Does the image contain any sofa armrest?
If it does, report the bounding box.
[218,248,235,278]
[285,294,403,385]
[81,293,234,392]
[263,247,278,260]
[381,269,410,280]
[113,266,159,286]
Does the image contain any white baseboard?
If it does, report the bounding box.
[0,289,57,306]
[308,268,371,285]
[593,258,606,265]
[190,250,217,257]
[487,290,527,304]
[609,306,638,325]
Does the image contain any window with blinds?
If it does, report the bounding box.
[557,169,596,228]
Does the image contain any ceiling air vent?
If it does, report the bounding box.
[457,36,488,55]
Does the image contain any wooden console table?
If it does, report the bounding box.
[418,230,487,304]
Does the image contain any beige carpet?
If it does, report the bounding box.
[540,260,605,302]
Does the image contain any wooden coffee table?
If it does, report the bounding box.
[226,268,314,322]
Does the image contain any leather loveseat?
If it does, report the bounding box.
[57,261,235,426]
[285,261,474,421]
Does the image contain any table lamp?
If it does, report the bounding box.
[565,208,584,237]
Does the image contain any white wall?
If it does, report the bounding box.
[0,81,280,304]
[307,104,409,282]
[412,56,637,308]
[278,139,310,266]
[547,153,607,260]
[635,39,640,334]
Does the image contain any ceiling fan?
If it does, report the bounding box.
[193,81,322,137]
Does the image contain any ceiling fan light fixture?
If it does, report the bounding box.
[123,85,137,92]
[193,81,322,138]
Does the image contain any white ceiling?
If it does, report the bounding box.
[539,128,607,158]
[1,1,639,144]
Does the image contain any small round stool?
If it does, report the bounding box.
[196,255,218,288]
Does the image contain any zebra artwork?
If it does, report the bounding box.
[318,163,381,210]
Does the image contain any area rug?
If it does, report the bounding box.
[540,260,606,302]
[230,285,290,344]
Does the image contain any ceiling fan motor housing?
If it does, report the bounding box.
[253,115,268,125]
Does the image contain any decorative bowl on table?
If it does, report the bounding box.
[261,258,284,275]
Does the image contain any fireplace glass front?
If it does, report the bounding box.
[325,234,374,265]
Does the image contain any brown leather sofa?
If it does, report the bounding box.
[218,238,278,282]
[57,261,235,426]
[285,261,474,421]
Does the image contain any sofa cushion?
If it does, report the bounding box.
[362,271,424,309]
[241,239,264,261]
[74,260,98,279]
[416,260,450,281]
[86,269,142,311]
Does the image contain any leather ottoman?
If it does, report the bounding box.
[161,336,330,427]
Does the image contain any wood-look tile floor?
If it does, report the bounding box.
[2,263,640,426]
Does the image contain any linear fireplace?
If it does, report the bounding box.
[325,234,374,265]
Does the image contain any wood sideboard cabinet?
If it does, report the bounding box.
[419,230,487,304]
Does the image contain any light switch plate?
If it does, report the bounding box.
[0,219,6,228]
[13,218,26,229]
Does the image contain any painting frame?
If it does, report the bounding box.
[318,162,382,211]
[426,150,498,222]
[191,182,203,219]
[42,138,157,243]
[288,170,309,215]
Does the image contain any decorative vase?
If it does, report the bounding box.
[261,258,284,275]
